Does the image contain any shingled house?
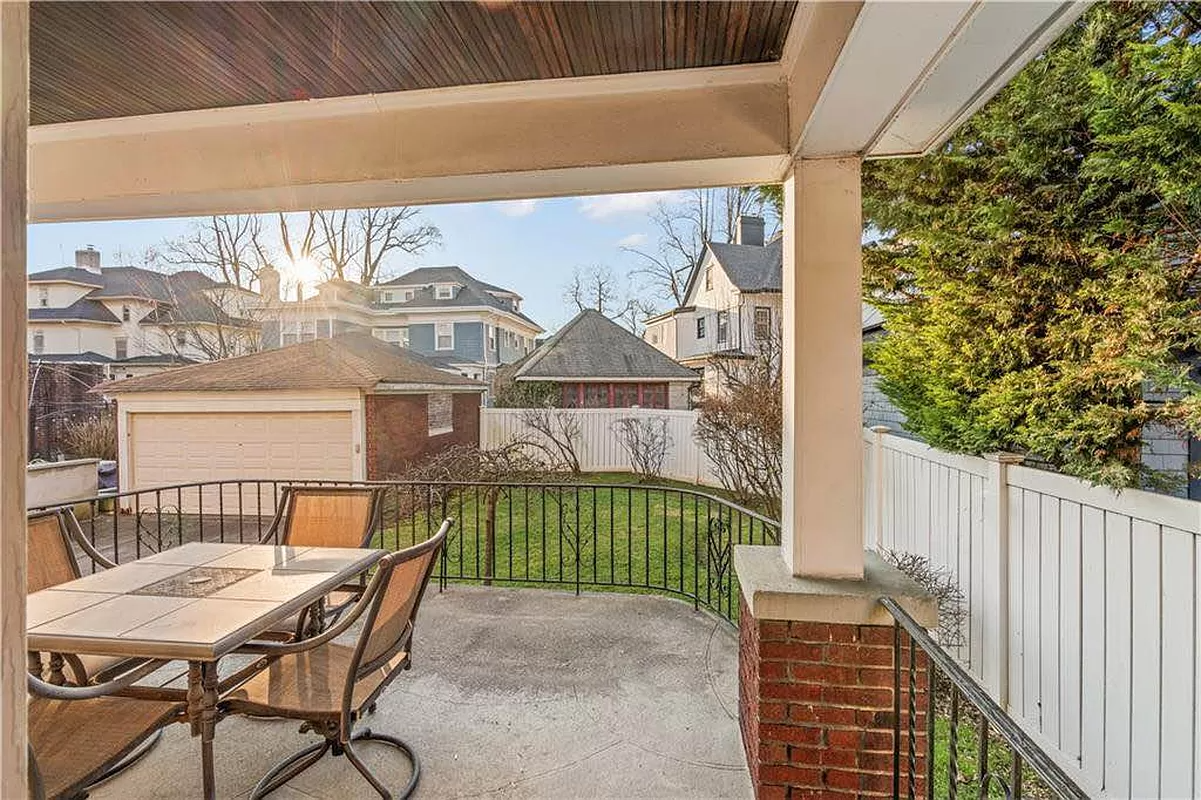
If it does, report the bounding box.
[508,309,698,409]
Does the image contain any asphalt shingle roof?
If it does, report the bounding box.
[705,239,783,292]
[98,333,485,394]
[378,266,541,329]
[29,298,120,324]
[515,309,698,381]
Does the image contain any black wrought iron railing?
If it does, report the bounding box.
[881,599,1088,800]
[39,478,780,625]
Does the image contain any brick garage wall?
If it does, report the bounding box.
[365,392,481,478]
[739,595,928,799]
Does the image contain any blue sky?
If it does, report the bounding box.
[29,191,691,333]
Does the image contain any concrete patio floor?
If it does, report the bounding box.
[90,586,752,799]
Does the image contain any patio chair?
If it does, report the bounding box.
[28,659,184,800]
[225,519,451,800]
[259,485,386,638]
[27,509,135,686]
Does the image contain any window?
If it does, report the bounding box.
[175,330,187,347]
[641,384,668,409]
[404,290,415,302]
[114,337,128,360]
[716,310,729,344]
[299,320,316,342]
[31,330,43,355]
[427,393,453,436]
[435,285,454,300]
[704,269,713,290]
[754,306,772,340]
[37,287,48,307]
[316,319,332,339]
[381,291,394,303]
[375,328,409,347]
[435,322,454,350]
[650,330,660,345]
[121,304,131,322]
[613,383,640,408]
[487,325,496,352]
[281,333,298,346]
[696,317,706,339]
[583,383,609,408]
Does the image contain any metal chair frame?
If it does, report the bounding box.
[28,659,181,800]
[259,486,386,637]
[228,519,451,800]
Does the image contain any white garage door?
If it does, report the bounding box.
[129,411,354,513]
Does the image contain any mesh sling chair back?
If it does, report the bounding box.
[27,509,133,686]
[260,485,386,637]
[226,519,452,799]
[28,659,184,800]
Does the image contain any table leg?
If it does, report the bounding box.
[187,660,221,800]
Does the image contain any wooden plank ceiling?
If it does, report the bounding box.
[30,1,797,126]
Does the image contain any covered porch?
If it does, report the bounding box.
[1,2,1089,796]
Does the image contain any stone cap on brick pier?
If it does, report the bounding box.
[734,546,938,627]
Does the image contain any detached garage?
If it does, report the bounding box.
[99,333,485,508]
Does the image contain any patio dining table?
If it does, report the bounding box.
[27,541,385,800]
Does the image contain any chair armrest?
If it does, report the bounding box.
[61,509,117,570]
[28,658,167,701]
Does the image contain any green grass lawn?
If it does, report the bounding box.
[930,698,1057,799]
[368,472,778,620]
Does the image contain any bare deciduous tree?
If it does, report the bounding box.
[518,407,583,474]
[694,324,782,516]
[156,215,264,290]
[316,207,441,285]
[563,265,658,334]
[626,187,773,306]
[612,416,671,481]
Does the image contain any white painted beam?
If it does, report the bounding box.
[0,3,27,796]
[29,65,789,222]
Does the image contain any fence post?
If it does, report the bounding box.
[870,425,890,551]
[983,451,1023,710]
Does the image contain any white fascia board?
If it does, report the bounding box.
[514,376,697,384]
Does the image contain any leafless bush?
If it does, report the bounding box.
[613,416,670,481]
[518,407,583,474]
[61,415,116,461]
[880,550,967,649]
[694,328,782,516]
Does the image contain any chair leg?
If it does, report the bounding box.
[250,739,331,800]
[342,728,420,800]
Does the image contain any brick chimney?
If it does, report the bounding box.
[735,216,765,247]
[75,246,101,274]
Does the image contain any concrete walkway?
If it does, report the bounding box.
[91,587,752,799]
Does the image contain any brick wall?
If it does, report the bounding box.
[366,392,481,478]
[738,595,928,799]
[27,360,110,459]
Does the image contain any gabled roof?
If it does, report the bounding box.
[376,266,541,329]
[29,351,112,364]
[28,264,257,326]
[29,297,120,324]
[683,239,783,302]
[515,309,698,382]
[97,333,485,394]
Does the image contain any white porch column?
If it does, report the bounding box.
[780,156,864,579]
[0,3,27,795]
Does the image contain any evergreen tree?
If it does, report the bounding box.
[863,1,1201,487]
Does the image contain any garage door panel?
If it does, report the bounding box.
[130,411,354,514]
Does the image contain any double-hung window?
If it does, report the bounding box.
[696,317,706,339]
[435,322,454,351]
[754,307,772,340]
[115,337,128,360]
[716,311,729,345]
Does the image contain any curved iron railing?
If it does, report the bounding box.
[39,478,780,625]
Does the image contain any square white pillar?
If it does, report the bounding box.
[780,157,864,579]
[0,3,28,795]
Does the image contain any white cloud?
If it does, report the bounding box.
[496,198,540,218]
[577,191,685,219]
[617,233,648,248]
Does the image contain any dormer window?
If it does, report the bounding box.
[122,304,131,321]
[704,269,713,291]
[435,285,454,300]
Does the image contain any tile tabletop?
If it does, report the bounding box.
[28,544,384,661]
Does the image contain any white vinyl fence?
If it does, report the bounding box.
[480,408,720,486]
[864,427,1200,799]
